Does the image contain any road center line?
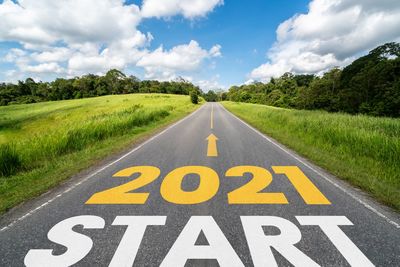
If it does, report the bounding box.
[219,104,400,229]
[211,104,214,129]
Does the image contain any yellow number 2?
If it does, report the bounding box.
[86,166,160,204]
[226,166,288,204]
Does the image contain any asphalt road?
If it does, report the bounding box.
[0,103,399,267]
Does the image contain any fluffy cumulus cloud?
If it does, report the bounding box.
[137,41,221,80]
[0,0,148,77]
[0,0,222,84]
[141,0,223,19]
[195,75,225,91]
[250,0,400,81]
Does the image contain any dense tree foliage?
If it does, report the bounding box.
[190,90,199,104]
[226,43,400,117]
[0,69,201,106]
[203,90,218,102]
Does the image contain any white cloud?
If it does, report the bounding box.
[0,0,150,77]
[23,62,64,74]
[209,45,222,57]
[31,48,73,63]
[141,0,223,19]
[0,0,142,46]
[244,79,255,85]
[4,48,27,62]
[0,0,222,82]
[195,75,225,91]
[250,0,400,82]
[137,40,222,80]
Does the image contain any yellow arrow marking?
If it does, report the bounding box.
[210,104,214,129]
[206,133,219,157]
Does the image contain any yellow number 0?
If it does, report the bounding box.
[86,166,160,204]
[160,166,219,204]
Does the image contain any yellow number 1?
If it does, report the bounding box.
[272,166,331,205]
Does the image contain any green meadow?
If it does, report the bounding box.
[0,94,200,214]
[222,101,400,210]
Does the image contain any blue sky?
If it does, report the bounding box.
[134,0,309,87]
[1,0,399,90]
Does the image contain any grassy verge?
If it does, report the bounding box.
[0,94,201,214]
[222,101,400,210]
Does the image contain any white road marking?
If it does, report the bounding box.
[220,104,400,229]
[0,104,207,233]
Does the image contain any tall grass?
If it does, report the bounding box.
[0,144,21,176]
[223,101,400,210]
[0,105,169,177]
[0,94,199,214]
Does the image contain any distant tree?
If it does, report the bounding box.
[0,69,202,106]
[225,42,400,117]
[2,43,399,117]
[294,74,315,87]
[105,69,126,94]
[25,78,38,96]
[203,90,218,102]
[190,90,199,104]
[338,42,400,116]
[219,92,228,101]
[51,78,74,100]
[125,75,140,93]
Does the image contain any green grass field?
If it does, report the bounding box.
[222,101,400,210]
[0,94,200,214]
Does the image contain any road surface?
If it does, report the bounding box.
[0,103,399,266]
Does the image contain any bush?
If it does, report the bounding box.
[190,91,199,104]
[0,144,22,177]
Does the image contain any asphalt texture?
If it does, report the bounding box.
[0,103,399,266]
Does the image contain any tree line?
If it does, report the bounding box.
[0,69,201,106]
[224,43,400,117]
[1,43,399,117]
